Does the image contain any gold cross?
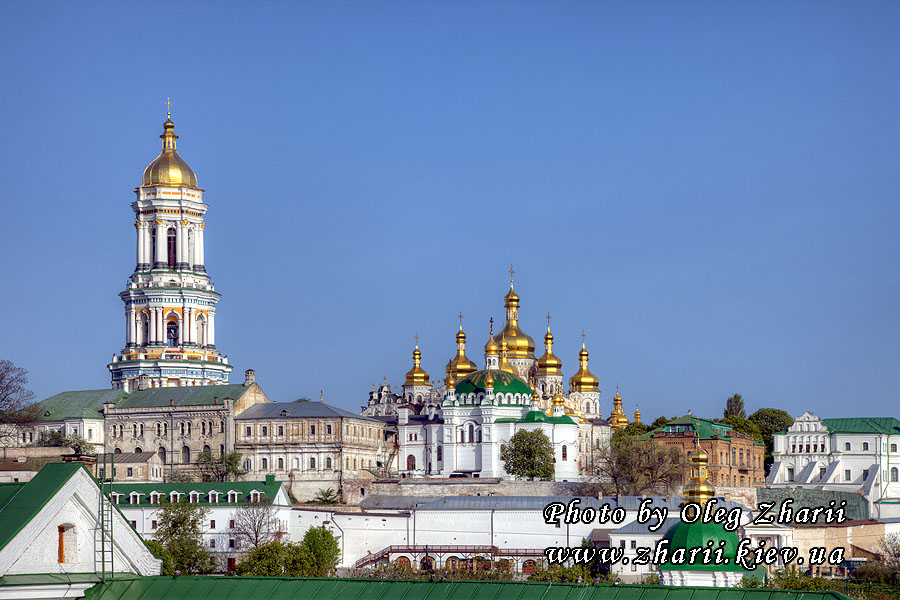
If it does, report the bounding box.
[489,317,494,335]
[414,331,419,346]
[509,263,515,284]
[546,312,552,328]
[582,330,586,345]
[458,311,464,328]
[165,97,173,118]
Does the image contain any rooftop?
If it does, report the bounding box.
[119,384,251,409]
[236,401,382,422]
[821,417,900,435]
[33,389,129,421]
[108,477,287,507]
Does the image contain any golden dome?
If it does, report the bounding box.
[484,319,500,356]
[536,324,563,377]
[498,339,517,374]
[568,340,600,392]
[494,283,535,360]
[141,118,199,189]
[683,440,716,507]
[608,387,629,429]
[634,405,642,423]
[552,389,565,406]
[403,343,432,388]
[446,325,478,383]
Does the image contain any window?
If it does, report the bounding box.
[311,424,316,435]
[309,457,316,469]
[167,227,177,269]
[166,320,178,347]
[326,457,332,469]
[229,538,235,548]
[862,442,869,451]
[261,458,268,470]
[406,454,416,470]
[278,425,283,436]
[863,469,869,480]
[562,445,567,461]
[436,446,442,461]
[820,467,827,481]
[787,468,795,482]
[228,492,237,503]
[278,457,284,470]
[130,520,137,528]
[210,520,216,529]
[229,520,235,529]
[326,424,332,435]
[150,492,160,504]
[244,459,251,472]
[630,540,636,549]
[182,446,191,464]
[845,469,852,481]
[245,426,251,437]
[845,442,851,451]
[127,467,133,477]
[262,426,268,436]
[151,520,157,529]
[88,428,93,440]
[210,539,216,548]
[892,467,898,482]
[190,492,199,503]
[892,444,898,453]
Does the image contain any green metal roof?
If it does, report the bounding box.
[658,520,746,572]
[0,462,85,552]
[119,384,251,408]
[454,370,532,397]
[496,410,577,425]
[34,389,129,421]
[108,476,287,506]
[820,417,900,435]
[642,415,753,442]
[79,576,856,600]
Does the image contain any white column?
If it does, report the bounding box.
[208,310,216,347]
[195,226,205,272]
[155,223,167,269]
[176,224,186,270]
[143,225,152,269]
[177,312,184,345]
[183,308,191,344]
[126,306,136,346]
[135,224,144,270]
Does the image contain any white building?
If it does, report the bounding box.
[0,462,160,599]
[768,412,900,517]
[111,475,292,572]
[108,112,232,391]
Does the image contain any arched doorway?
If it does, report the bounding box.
[406,454,416,471]
[158,447,167,464]
[182,445,191,464]
[420,556,434,571]
[395,556,410,568]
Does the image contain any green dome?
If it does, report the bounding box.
[657,520,747,572]
[454,369,532,397]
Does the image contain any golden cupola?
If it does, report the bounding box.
[634,404,642,423]
[141,115,200,189]
[683,440,716,508]
[484,319,501,357]
[403,341,432,388]
[498,338,517,375]
[446,323,477,385]
[493,277,536,360]
[568,338,600,393]
[608,386,630,429]
[536,322,563,377]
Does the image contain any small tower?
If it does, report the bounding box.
[498,338,518,375]
[445,313,478,390]
[608,385,630,429]
[483,319,501,371]
[402,334,432,406]
[568,333,601,419]
[535,313,564,398]
[493,267,536,379]
[633,402,642,424]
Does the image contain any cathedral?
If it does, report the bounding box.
[363,278,641,478]
[107,109,232,391]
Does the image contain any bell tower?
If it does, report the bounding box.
[108,105,232,391]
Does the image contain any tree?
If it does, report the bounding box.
[724,394,745,420]
[196,449,243,482]
[618,422,651,437]
[153,499,216,574]
[312,487,339,504]
[36,430,96,455]
[748,408,794,466]
[302,525,341,577]
[589,431,684,496]
[500,429,554,480]
[165,469,194,483]
[232,499,279,550]
[146,540,175,576]
[650,416,676,430]
[722,415,763,443]
[0,359,39,443]
[236,540,311,576]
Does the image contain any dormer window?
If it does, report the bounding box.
[249,490,261,503]
[170,492,180,503]
[209,491,219,504]
[111,493,120,505]
[228,491,238,503]
[130,492,140,505]
[149,492,160,504]
[189,491,200,503]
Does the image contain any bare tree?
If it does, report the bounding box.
[0,359,39,443]
[232,500,279,550]
[588,432,684,496]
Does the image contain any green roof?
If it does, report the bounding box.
[34,389,129,421]
[0,462,85,552]
[658,520,747,572]
[79,576,857,600]
[119,384,251,408]
[821,417,900,435]
[109,476,288,507]
[454,370,532,398]
[643,415,752,442]
[496,410,577,425]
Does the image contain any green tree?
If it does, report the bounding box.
[146,540,175,576]
[196,448,243,482]
[302,525,341,577]
[724,394,745,419]
[748,408,794,466]
[153,499,216,574]
[37,430,96,455]
[722,415,763,443]
[618,422,651,437]
[236,540,311,576]
[650,416,676,430]
[500,429,554,480]
[165,469,194,483]
[312,487,339,504]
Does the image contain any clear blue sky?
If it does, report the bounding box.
[1,2,898,420]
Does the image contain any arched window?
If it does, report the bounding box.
[261,458,268,470]
[187,422,191,436]
[196,314,206,347]
[406,454,416,471]
[326,457,332,469]
[562,445,567,461]
[114,447,122,454]
[220,420,225,434]
[201,422,206,435]
[156,423,161,437]
[395,556,411,568]
[167,227,177,269]
[436,446,442,461]
[203,445,211,455]
[140,312,149,345]
[182,446,191,464]
[892,467,899,482]
[57,524,77,563]
[278,458,284,470]
[134,447,143,453]
[219,444,224,456]
[468,424,474,443]
[309,457,316,469]
[180,422,185,436]
[167,320,179,348]
[158,447,167,464]
[132,424,138,438]
[420,556,434,570]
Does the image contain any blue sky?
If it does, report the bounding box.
[1,2,898,419]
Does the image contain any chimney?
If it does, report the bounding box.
[398,407,409,425]
[138,374,150,391]
[214,397,219,405]
[169,398,174,407]
[244,369,255,386]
